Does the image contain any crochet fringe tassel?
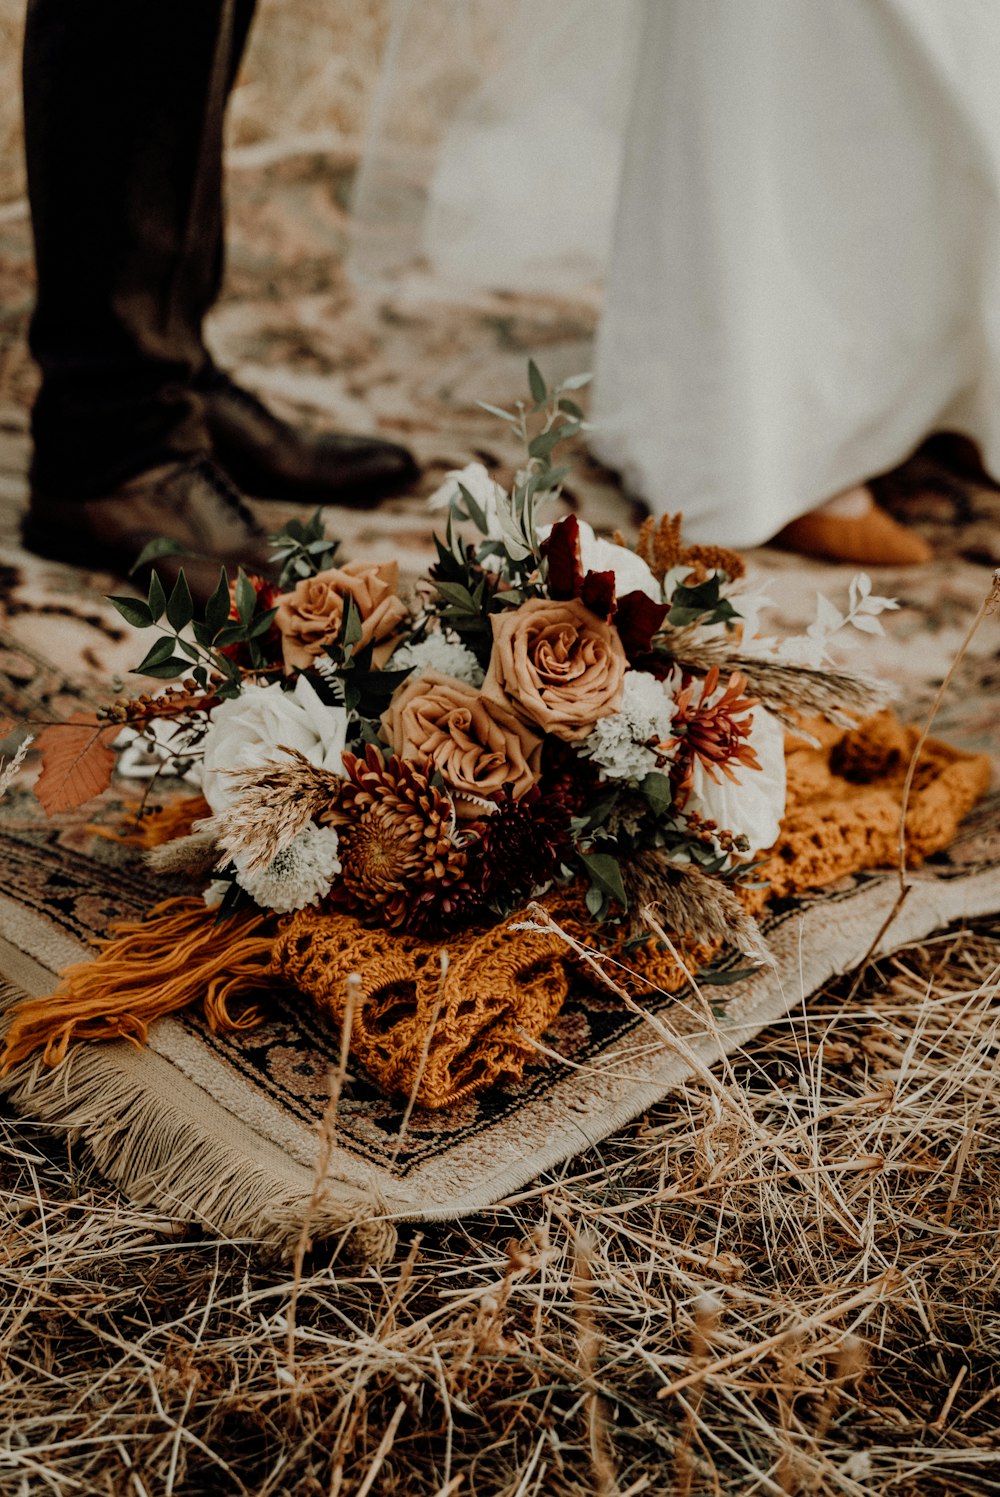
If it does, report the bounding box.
[0,897,278,1073]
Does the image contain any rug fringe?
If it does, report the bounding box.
[0,979,396,1262]
[0,898,279,1072]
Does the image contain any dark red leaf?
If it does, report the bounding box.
[542,514,583,599]
[615,590,669,660]
[580,569,616,620]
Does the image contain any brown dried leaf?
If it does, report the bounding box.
[33,714,119,815]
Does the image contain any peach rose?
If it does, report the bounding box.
[382,669,542,816]
[276,560,409,673]
[482,598,626,742]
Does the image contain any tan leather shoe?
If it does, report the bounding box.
[22,454,276,601]
[774,504,933,566]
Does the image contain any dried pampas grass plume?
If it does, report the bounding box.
[623,850,773,967]
[668,632,897,728]
[200,747,345,877]
[144,829,221,879]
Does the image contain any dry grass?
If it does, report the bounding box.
[3,917,1000,1495]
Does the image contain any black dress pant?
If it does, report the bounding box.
[23,0,257,499]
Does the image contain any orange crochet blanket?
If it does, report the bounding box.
[1,712,989,1109]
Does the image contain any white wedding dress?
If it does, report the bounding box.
[351,0,1000,546]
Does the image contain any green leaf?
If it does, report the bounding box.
[585,884,606,920]
[528,428,563,462]
[129,537,188,574]
[166,570,193,633]
[457,482,489,534]
[528,359,547,404]
[557,397,585,420]
[640,772,675,816]
[147,571,167,623]
[579,852,628,910]
[205,568,231,637]
[108,595,154,629]
[698,965,760,988]
[559,372,593,391]
[213,623,250,648]
[138,657,190,680]
[134,636,177,672]
[248,606,278,639]
[340,594,363,650]
[234,572,256,628]
[434,581,479,614]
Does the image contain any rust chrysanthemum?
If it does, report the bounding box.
[329,745,469,930]
[668,666,762,799]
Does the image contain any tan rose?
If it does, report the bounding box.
[382,669,542,816]
[482,598,626,742]
[276,560,409,673]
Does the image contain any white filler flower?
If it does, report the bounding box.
[233,824,342,913]
[200,675,348,816]
[581,670,675,782]
[391,631,484,686]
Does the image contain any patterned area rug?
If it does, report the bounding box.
[1,597,998,1252]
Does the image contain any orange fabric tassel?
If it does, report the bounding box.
[1,897,278,1073]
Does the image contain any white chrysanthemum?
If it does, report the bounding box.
[233,824,341,914]
[391,632,484,686]
[580,670,676,782]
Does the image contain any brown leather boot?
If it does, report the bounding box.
[199,370,419,507]
[22,454,276,601]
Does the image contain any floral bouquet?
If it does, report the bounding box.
[6,366,908,1099]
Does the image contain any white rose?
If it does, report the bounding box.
[685,705,787,856]
[200,675,348,815]
[427,462,507,534]
[538,519,661,602]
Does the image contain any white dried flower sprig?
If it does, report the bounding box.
[0,734,33,803]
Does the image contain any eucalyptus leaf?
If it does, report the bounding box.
[528,359,547,404]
